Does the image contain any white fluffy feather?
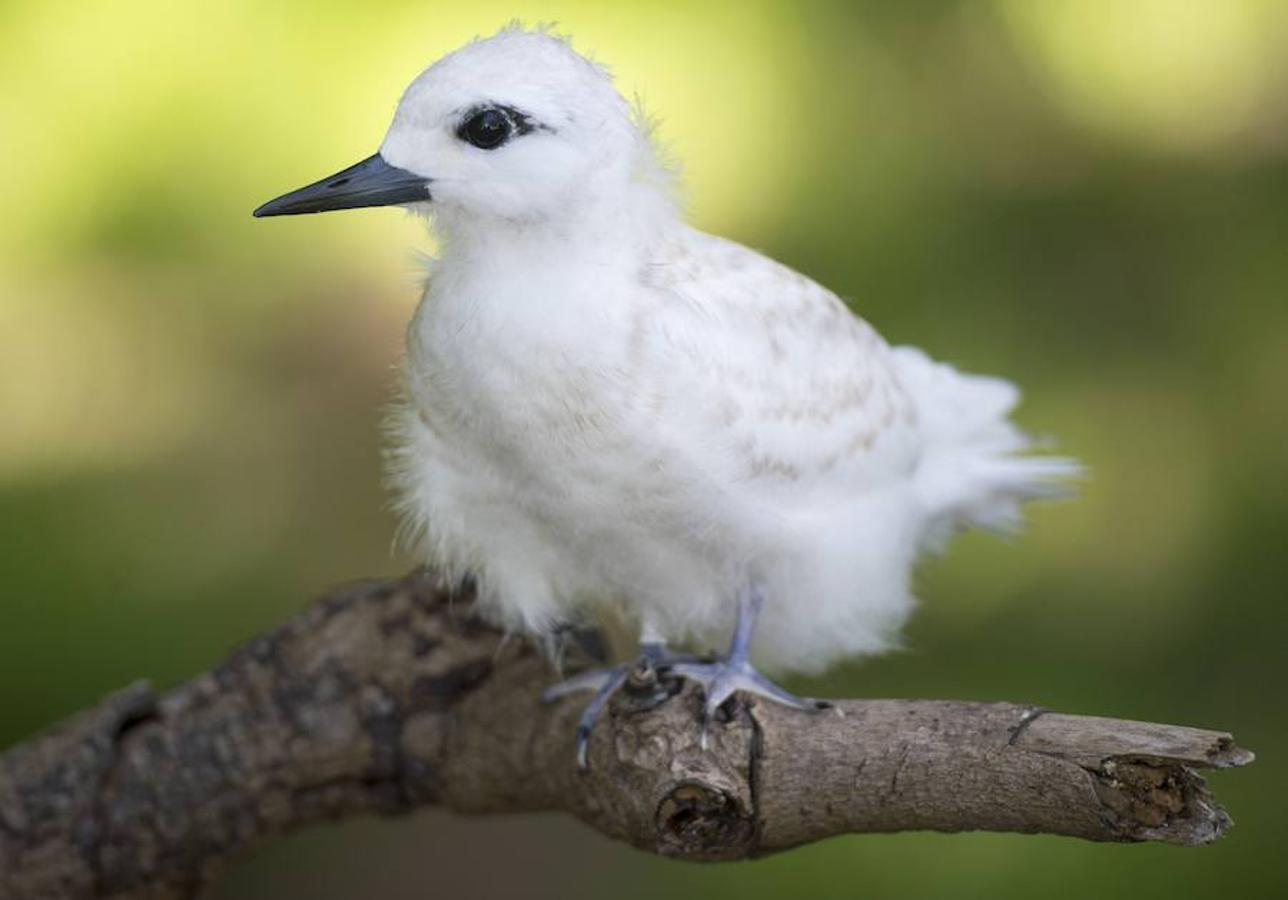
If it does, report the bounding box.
[380,28,1078,674]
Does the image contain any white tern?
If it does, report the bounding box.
[255,27,1080,766]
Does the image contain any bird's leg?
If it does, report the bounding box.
[542,624,696,769]
[670,583,832,749]
[544,621,611,675]
[637,621,701,669]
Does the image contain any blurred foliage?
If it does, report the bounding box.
[1,1,1285,898]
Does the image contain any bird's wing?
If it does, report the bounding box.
[639,228,923,494]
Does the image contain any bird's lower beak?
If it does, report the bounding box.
[253,153,431,217]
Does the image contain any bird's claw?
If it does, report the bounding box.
[543,652,688,769]
[543,663,630,770]
[669,659,831,749]
[545,649,829,765]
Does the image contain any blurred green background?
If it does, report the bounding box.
[2,0,1285,897]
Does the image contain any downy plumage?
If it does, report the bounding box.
[256,26,1079,761]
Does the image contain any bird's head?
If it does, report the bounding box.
[254,27,668,232]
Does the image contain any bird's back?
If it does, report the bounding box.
[643,226,1076,525]
[637,227,925,500]
[625,227,1078,666]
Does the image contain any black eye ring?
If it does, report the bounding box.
[458,107,513,150]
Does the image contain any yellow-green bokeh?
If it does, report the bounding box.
[1,2,1284,898]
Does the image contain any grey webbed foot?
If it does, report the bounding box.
[669,659,831,749]
[542,646,690,769]
[545,584,834,766]
[673,582,832,749]
[542,664,632,769]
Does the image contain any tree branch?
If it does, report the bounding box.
[0,570,1253,899]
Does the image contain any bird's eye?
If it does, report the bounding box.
[459,108,513,150]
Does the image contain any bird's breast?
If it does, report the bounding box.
[405,276,650,488]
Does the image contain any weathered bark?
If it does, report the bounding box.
[0,570,1253,899]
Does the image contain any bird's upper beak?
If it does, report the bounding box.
[253,153,431,218]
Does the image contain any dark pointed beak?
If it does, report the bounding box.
[253,153,431,218]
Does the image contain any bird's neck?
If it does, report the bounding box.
[433,182,677,274]
[413,185,680,372]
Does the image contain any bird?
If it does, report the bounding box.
[254,26,1079,767]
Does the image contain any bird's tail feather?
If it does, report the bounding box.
[891,345,1083,551]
